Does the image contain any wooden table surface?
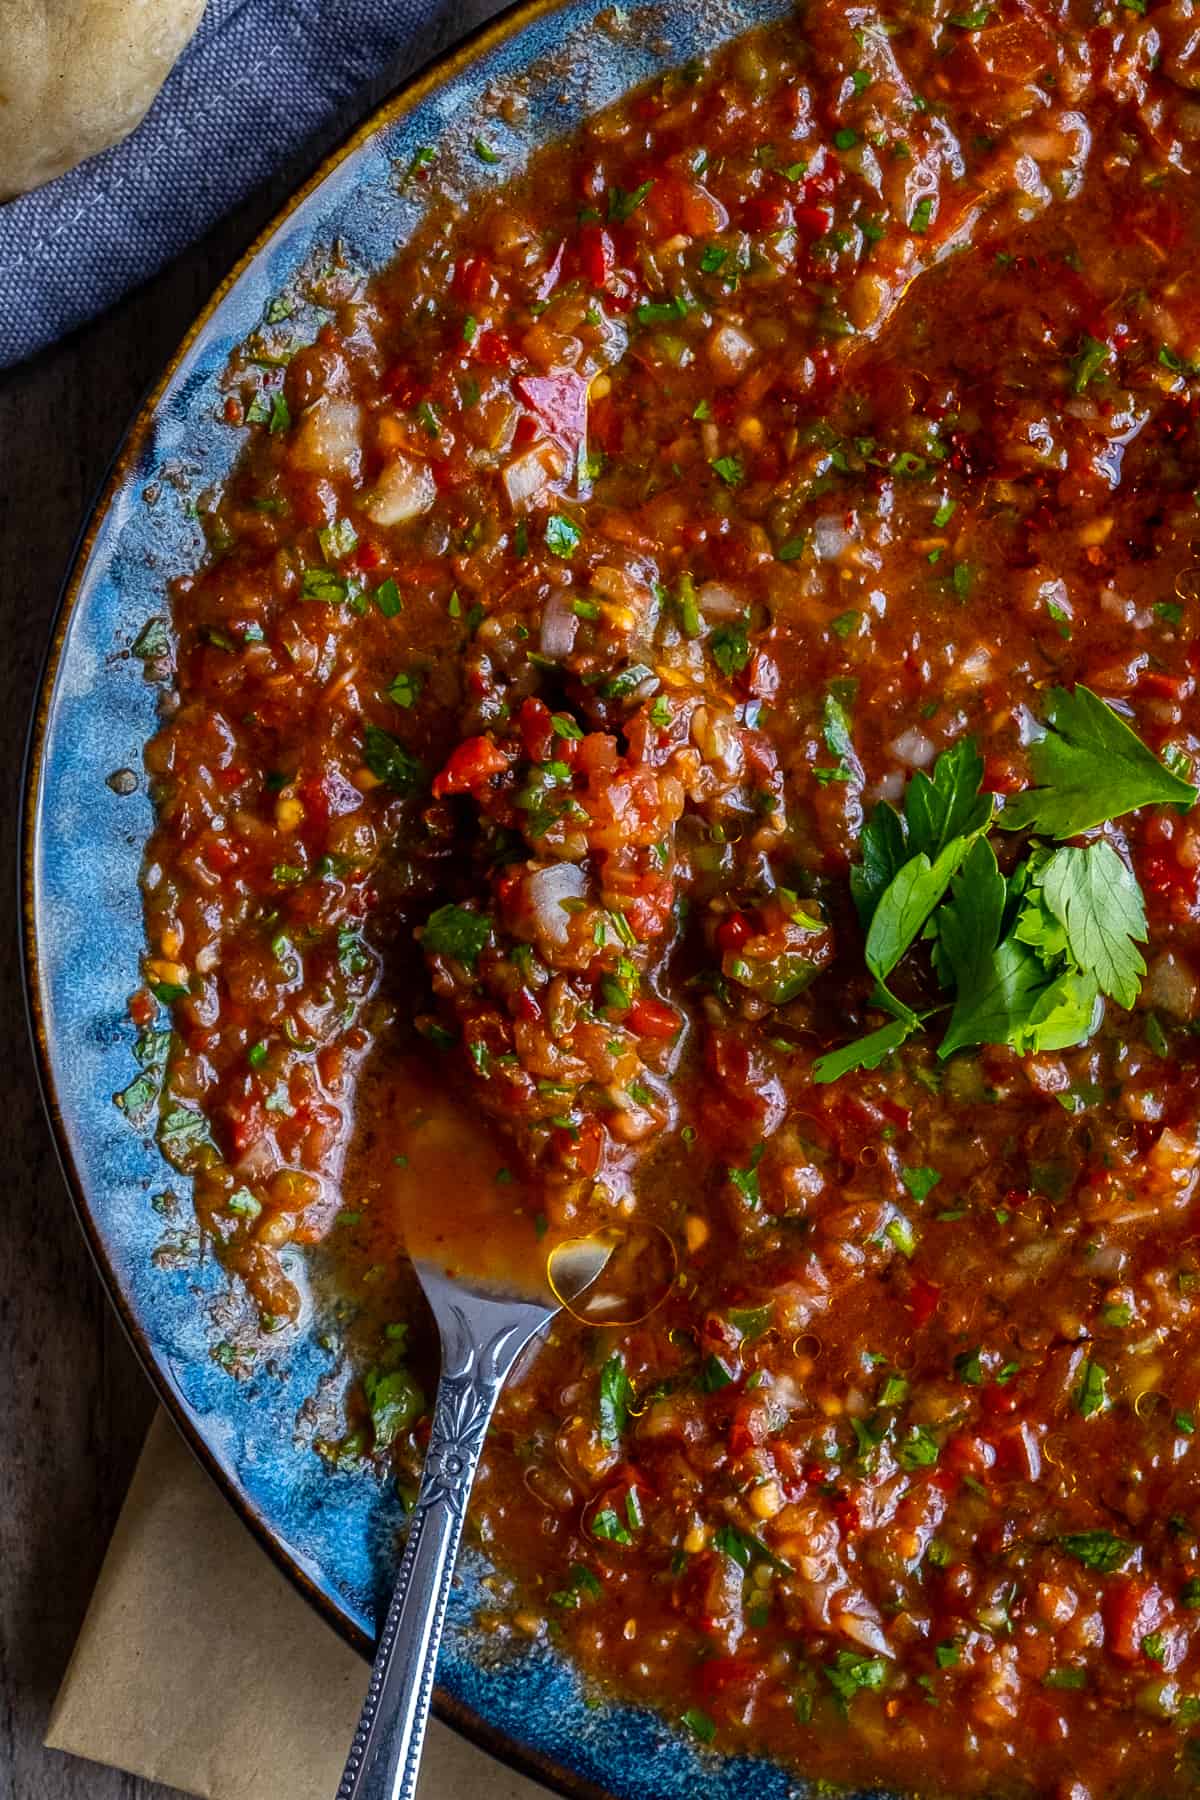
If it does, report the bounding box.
[0,10,492,1793]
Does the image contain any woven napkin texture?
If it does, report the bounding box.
[0,0,460,370]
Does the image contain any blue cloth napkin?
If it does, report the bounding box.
[0,0,461,371]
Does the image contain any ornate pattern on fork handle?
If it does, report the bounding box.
[335,1292,551,1800]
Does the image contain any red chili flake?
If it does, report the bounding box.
[578,222,615,287]
[451,255,493,304]
[381,364,425,405]
[908,1276,942,1328]
[1138,669,1193,701]
[834,1496,861,1535]
[128,989,156,1028]
[793,205,832,237]
[716,912,753,954]
[353,538,384,571]
[472,327,519,368]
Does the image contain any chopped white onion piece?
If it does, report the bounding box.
[526,863,588,946]
[540,589,578,660]
[707,321,758,383]
[696,580,744,619]
[363,453,436,526]
[812,514,853,561]
[503,441,567,509]
[291,399,362,479]
[889,727,936,768]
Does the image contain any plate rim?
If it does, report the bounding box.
[18,2,626,1794]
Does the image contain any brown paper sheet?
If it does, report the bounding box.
[46,1411,548,1800]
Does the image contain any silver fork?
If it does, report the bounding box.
[334,1241,608,1800]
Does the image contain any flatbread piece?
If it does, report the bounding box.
[0,0,207,201]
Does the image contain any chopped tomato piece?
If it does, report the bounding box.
[431,735,511,797]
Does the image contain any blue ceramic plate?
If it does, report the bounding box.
[22,3,875,1795]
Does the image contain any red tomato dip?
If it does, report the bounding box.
[126,2,1200,1791]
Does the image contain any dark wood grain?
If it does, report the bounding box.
[0,10,492,1794]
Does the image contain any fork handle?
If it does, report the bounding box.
[334,1303,547,1800]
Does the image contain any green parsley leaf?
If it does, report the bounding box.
[812,1015,919,1084]
[897,1424,940,1469]
[941,938,1097,1059]
[598,1351,632,1448]
[700,1353,737,1392]
[713,1522,756,1568]
[545,513,581,558]
[1003,686,1197,839]
[933,835,1006,996]
[607,179,653,223]
[905,738,993,860]
[1070,334,1111,394]
[682,1707,716,1743]
[885,1216,916,1258]
[710,620,751,677]
[819,691,862,786]
[374,578,402,617]
[387,669,425,710]
[728,1143,764,1206]
[591,1507,632,1545]
[337,930,372,978]
[551,1562,603,1608]
[729,1304,773,1342]
[1037,841,1147,1009]
[421,904,490,968]
[362,723,424,792]
[636,294,691,327]
[824,1651,886,1705]
[1043,1666,1087,1690]
[132,617,170,660]
[901,1166,941,1203]
[850,801,909,928]
[364,1366,425,1449]
[711,455,744,486]
[1074,1358,1110,1418]
[1058,1530,1133,1572]
[150,979,188,1004]
[318,518,358,562]
[866,836,970,982]
[157,1105,216,1169]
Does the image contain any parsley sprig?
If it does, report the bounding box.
[815,688,1195,1080]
